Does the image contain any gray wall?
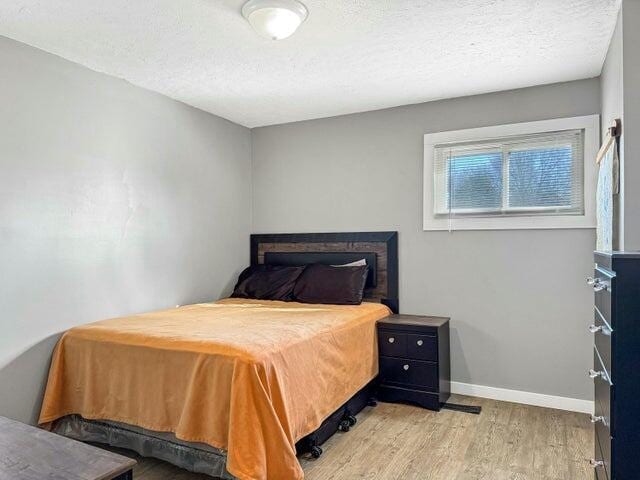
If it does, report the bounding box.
[620,1,640,251]
[252,79,600,401]
[601,8,623,141]
[0,36,252,423]
[600,7,623,248]
[602,1,640,252]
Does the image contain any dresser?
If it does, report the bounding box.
[376,314,450,411]
[590,252,640,480]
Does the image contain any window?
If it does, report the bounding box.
[423,116,599,231]
[434,130,584,216]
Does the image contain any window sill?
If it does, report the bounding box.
[423,215,596,231]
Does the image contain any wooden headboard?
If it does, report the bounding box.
[250,231,398,313]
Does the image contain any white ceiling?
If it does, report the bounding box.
[0,0,621,127]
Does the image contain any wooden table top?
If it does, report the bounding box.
[378,313,450,328]
[0,416,136,480]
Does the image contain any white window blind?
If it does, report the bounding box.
[433,129,584,220]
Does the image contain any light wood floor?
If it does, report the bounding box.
[126,395,593,480]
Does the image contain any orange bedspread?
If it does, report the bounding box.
[39,298,390,480]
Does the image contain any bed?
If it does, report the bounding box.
[39,231,399,480]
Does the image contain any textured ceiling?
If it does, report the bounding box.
[0,0,621,127]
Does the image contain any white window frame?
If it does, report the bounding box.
[423,115,599,231]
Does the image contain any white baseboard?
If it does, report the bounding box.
[450,381,594,414]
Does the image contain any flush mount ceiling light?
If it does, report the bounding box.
[242,0,308,40]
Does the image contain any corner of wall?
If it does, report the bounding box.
[249,127,256,236]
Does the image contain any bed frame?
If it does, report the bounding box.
[251,231,399,458]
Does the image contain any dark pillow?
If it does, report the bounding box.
[293,263,369,305]
[231,265,305,301]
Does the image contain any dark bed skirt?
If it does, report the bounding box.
[52,378,378,479]
[52,415,234,479]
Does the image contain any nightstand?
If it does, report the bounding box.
[376,314,450,411]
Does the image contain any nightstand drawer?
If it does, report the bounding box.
[379,357,438,391]
[378,330,407,357]
[407,334,437,361]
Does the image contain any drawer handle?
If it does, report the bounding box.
[589,459,604,468]
[586,277,609,292]
[403,364,409,371]
[388,337,395,344]
[589,369,605,379]
[588,324,603,334]
[590,414,606,424]
[416,340,423,346]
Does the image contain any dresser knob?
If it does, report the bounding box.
[589,369,605,379]
[388,337,395,343]
[593,283,608,293]
[403,364,409,371]
[589,459,604,468]
[416,339,423,346]
[588,324,603,334]
[587,277,609,292]
[590,414,605,424]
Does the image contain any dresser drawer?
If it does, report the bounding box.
[595,417,611,479]
[592,309,612,376]
[594,390,612,436]
[593,435,611,480]
[592,267,614,326]
[378,330,407,357]
[593,348,612,433]
[406,334,438,361]
[379,357,438,391]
